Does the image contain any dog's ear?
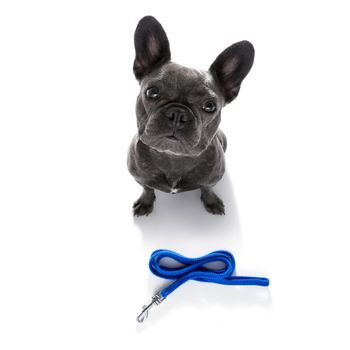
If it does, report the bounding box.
[209,41,254,103]
[133,16,171,80]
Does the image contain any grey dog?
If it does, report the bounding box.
[128,16,254,216]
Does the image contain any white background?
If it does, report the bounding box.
[1,0,350,349]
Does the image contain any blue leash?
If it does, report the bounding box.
[137,249,269,322]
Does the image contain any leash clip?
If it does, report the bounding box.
[136,293,164,323]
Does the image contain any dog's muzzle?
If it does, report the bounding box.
[161,103,195,134]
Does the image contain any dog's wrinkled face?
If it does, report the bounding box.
[136,63,224,156]
[133,16,255,156]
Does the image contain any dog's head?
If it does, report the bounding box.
[133,16,254,156]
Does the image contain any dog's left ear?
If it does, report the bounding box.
[133,16,171,80]
[209,41,255,103]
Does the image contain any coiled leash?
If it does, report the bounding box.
[137,249,269,322]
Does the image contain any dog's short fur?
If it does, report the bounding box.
[128,16,254,216]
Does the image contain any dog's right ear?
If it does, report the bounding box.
[133,16,171,81]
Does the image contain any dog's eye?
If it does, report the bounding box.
[202,101,217,113]
[145,87,160,99]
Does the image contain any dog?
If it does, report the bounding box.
[128,16,254,216]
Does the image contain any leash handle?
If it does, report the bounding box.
[136,249,269,323]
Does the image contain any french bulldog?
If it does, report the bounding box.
[128,16,254,216]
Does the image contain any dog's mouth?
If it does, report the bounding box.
[165,135,179,141]
[141,132,198,156]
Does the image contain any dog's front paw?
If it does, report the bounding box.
[133,199,154,216]
[133,189,156,217]
[200,190,225,215]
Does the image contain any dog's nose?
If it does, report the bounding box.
[165,106,192,128]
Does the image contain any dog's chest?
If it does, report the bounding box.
[165,173,182,193]
[156,156,196,192]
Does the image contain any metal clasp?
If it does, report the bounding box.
[136,293,164,323]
